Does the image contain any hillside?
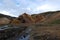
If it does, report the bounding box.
[41,11,60,24]
[0,13,16,25]
[0,11,60,25]
[0,11,60,40]
[29,11,60,40]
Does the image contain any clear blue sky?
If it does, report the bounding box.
[0,0,60,17]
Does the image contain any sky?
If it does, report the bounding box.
[0,0,60,17]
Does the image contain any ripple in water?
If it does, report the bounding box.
[18,28,32,40]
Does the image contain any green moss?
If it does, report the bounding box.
[50,19,60,24]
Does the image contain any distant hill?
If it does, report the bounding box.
[0,13,16,25]
[0,13,16,20]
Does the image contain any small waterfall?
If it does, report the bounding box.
[18,27,32,40]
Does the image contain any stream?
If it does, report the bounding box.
[0,25,32,40]
[17,27,32,40]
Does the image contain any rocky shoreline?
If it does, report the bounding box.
[0,25,28,40]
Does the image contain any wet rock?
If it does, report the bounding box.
[0,25,27,40]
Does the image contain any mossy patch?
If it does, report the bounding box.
[49,19,60,24]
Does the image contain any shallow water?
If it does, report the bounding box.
[18,28,32,40]
[0,25,32,40]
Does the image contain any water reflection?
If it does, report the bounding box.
[18,28,32,40]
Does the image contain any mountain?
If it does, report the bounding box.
[18,13,35,23]
[0,10,60,25]
[6,11,60,25]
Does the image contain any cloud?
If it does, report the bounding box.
[30,3,60,13]
[36,4,57,12]
[0,10,17,17]
[0,0,60,17]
